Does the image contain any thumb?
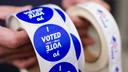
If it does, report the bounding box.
[0,5,32,20]
[15,5,32,12]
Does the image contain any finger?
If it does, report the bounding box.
[15,5,32,12]
[12,56,37,69]
[70,16,85,27]
[0,50,35,63]
[70,16,90,29]
[0,5,32,20]
[0,27,18,48]
[0,46,11,57]
[81,35,95,46]
[62,0,77,10]
[0,27,30,48]
[1,48,35,61]
[76,0,87,4]
[77,29,95,46]
[16,31,31,48]
[77,28,88,38]
[70,16,95,46]
[0,43,33,58]
[8,49,34,60]
[84,47,97,62]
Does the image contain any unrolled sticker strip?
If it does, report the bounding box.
[6,4,85,72]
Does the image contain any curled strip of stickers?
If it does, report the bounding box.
[6,4,85,72]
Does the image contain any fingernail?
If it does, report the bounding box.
[23,5,32,9]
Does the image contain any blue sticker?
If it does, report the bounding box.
[17,7,53,23]
[111,36,118,60]
[79,69,81,72]
[71,34,81,60]
[33,24,71,61]
[49,62,77,72]
[115,67,119,72]
[54,8,66,22]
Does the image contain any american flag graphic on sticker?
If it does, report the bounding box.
[111,36,118,49]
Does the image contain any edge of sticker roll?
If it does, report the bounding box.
[67,2,122,72]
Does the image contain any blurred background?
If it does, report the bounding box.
[115,0,128,72]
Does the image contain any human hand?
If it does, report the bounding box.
[0,27,36,68]
[0,5,37,69]
[62,0,87,10]
[70,16,98,62]
[70,16,95,47]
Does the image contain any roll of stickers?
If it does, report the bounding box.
[67,2,122,72]
[6,4,85,72]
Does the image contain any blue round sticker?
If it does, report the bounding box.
[16,7,53,23]
[49,62,77,72]
[34,24,71,61]
[54,8,66,22]
[71,34,81,60]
